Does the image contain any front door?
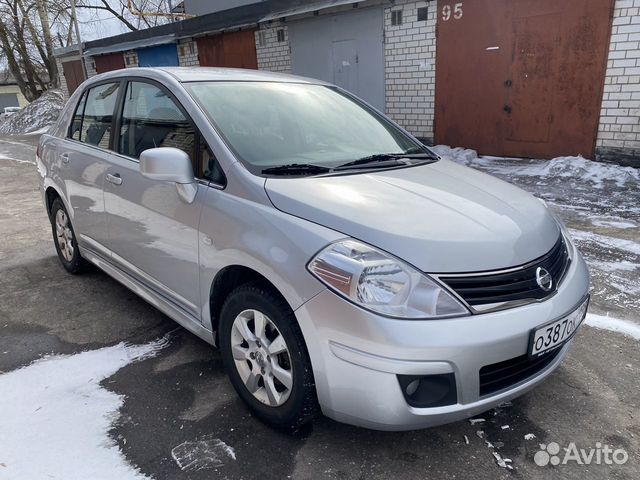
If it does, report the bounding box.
[103,80,204,317]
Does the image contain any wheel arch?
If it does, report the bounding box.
[208,265,291,344]
[45,186,63,219]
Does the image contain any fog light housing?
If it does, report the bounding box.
[397,373,457,408]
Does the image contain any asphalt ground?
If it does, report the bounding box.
[0,135,638,479]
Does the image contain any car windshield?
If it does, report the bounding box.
[186,81,430,175]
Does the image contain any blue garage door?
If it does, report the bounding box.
[136,44,179,67]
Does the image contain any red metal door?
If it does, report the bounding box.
[62,59,85,95]
[94,53,125,74]
[197,30,258,69]
[434,0,614,159]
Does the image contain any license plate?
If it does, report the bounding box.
[528,296,589,357]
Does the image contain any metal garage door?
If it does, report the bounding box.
[288,7,385,111]
[62,59,85,95]
[94,53,125,74]
[434,0,614,159]
[197,30,258,69]
[136,44,179,67]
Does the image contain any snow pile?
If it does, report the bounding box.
[510,155,640,188]
[0,338,168,480]
[431,145,479,166]
[585,313,640,341]
[433,144,640,188]
[0,89,65,135]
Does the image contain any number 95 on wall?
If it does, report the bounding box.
[442,2,463,21]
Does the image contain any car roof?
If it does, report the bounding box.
[90,66,331,85]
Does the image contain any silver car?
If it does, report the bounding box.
[37,68,590,431]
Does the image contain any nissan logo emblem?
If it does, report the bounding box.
[536,267,553,292]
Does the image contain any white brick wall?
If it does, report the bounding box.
[56,57,69,98]
[384,0,437,142]
[85,57,97,78]
[123,50,139,68]
[255,23,291,73]
[178,39,200,67]
[597,0,640,152]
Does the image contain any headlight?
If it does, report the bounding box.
[307,239,469,319]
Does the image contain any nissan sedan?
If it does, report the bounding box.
[37,68,590,431]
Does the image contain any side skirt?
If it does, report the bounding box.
[82,248,216,346]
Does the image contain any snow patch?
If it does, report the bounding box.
[507,156,639,188]
[524,433,537,440]
[0,154,34,165]
[171,435,237,472]
[492,451,513,470]
[569,229,640,256]
[0,89,64,135]
[431,145,479,165]
[591,218,637,229]
[589,260,639,273]
[433,144,640,188]
[585,313,640,341]
[0,338,168,480]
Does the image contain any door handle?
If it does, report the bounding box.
[60,153,69,164]
[106,173,123,186]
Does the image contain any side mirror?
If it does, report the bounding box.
[139,147,197,203]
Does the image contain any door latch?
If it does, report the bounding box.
[504,79,513,87]
[503,105,512,114]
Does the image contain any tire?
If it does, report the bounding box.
[219,282,319,430]
[50,198,90,274]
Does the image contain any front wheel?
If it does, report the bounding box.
[219,283,319,430]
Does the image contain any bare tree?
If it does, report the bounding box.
[74,0,173,32]
[0,0,174,101]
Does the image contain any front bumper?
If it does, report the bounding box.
[294,251,590,431]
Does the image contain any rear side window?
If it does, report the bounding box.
[69,92,87,141]
[119,81,195,161]
[79,82,120,148]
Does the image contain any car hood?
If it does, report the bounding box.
[264,159,560,273]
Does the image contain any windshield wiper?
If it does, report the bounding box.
[262,163,332,175]
[334,152,438,170]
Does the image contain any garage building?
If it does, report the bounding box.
[54,0,640,166]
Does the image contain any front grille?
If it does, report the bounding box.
[479,348,562,397]
[440,236,570,310]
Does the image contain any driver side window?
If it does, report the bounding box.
[119,81,195,161]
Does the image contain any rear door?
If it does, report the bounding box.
[103,80,206,317]
[61,81,121,258]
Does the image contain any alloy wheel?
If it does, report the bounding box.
[230,309,293,407]
[55,209,74,262]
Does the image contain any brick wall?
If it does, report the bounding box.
[255,23,291,73]
[178,39,200,67]
[383,0,437,143]
[596,0,640,164]
[123,50,139,68]
[85,57,97,78]
[56,57,69,98]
